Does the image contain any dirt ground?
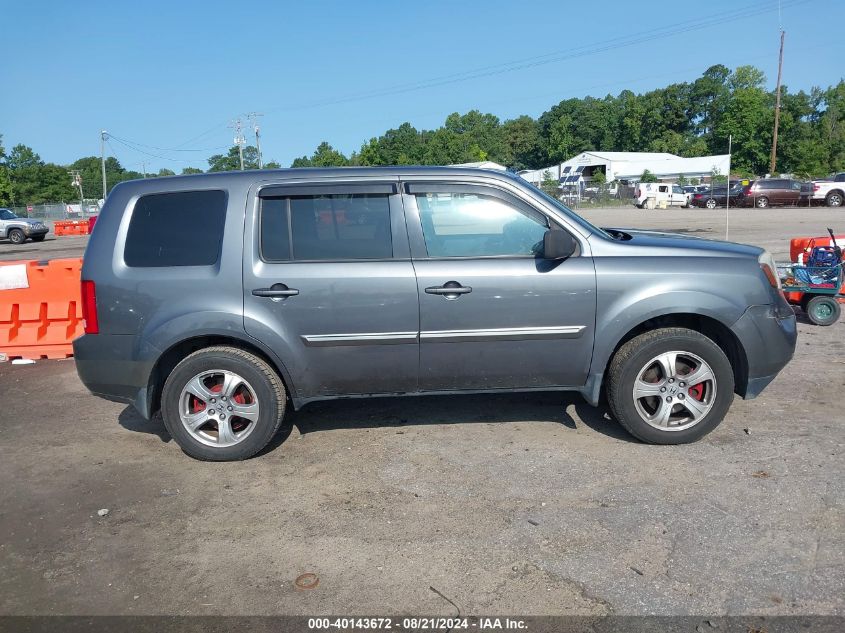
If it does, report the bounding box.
[0,206,843,616]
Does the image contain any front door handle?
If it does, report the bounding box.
[425,281,472,299]
[252,283,299,299]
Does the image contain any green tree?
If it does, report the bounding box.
[0,136,14,206]
[291,142,349,168]
[500,116,543,170]
[540,170,560,197]
[640,169,658,183]
[156,168,176,177]
[207,146,261,171]
[181,167,204,175]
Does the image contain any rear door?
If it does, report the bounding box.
[671,185,687,206]
[402,180,596,391]
[242,180,419,399]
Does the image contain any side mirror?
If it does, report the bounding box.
[543,229,577,260]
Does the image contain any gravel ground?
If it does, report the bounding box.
[0,206,843,616]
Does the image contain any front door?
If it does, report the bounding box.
[402,182,596,391]
[243,181,419,399]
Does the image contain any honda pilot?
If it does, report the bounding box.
[73,168,796,460]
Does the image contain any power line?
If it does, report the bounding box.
[106,133,229,153]
[108,135,209,164]
[261,0,813,113]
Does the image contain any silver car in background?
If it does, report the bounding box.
[0,208,49,244]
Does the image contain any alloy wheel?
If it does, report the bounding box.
[632,351,717,431]
[178,369,260,447]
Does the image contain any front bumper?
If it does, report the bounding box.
[23,225,48,236]
[729,302,797,399]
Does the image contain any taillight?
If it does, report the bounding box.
[813,184,820,191]
[694,193,702,199]
[81,280,99,334]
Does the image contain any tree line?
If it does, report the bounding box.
[1,64,843,206]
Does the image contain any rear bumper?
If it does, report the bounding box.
[73,334,156,417]
[730,303,797,399]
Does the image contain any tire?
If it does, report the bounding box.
[606,327,735,444]
[705,198,717,209]
[8,228,25,244]
[755,196,769,209]
[161,346,287,461]
[826,192,843,208]
[31,235,45,242]
[805,295,841,326]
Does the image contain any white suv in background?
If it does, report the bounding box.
[635,183,690,209]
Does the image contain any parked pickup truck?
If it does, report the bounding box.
[74,167,797,460]
[811,173,845,207]
[634,182,690,209]
[0,208,49,244]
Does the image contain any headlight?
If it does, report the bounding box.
[758,250,781,290]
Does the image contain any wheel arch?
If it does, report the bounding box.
[145,334,298,418]
[826,188,844,203]
[583,312,749,405]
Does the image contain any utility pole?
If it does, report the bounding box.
[725,134,732,241]
[231,119,246,171]
[769,30,785,176]
[100,130,108,199]
[248,112,264,169]
[68,169,84,214]
[141,161,147,178]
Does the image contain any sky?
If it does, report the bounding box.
[2,0,844,173]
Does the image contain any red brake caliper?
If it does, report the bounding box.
[688,382,705,401]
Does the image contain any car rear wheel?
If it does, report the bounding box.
[755,196,769,208]
[827,192,843,208]
[8,229,25,244]
[705,198,717,209]
[161,346,287,460]
[805,295,841,326]
[607,327,734,444]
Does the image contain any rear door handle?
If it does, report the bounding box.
[425,281,472,298]
[252,283,299,299]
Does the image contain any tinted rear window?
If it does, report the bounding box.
[260,194,392,261]
[124,190,227,267]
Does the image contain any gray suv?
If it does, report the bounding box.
[73,167,796,460]
[0,208,49,244]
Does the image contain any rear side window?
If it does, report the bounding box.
[260,194,392,261]
[124,190,227,267]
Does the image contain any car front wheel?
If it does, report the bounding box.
[161,346,287,460]
[8,229,25,244]
[607,327,734,444]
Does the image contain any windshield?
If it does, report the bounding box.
[0,209,19,220]
[525,181,612,239]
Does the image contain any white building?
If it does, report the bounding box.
[519,151,731,186]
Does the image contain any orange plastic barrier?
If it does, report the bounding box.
[790,234,845,262]
[0,258,84,360]
[53,220,92,236]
